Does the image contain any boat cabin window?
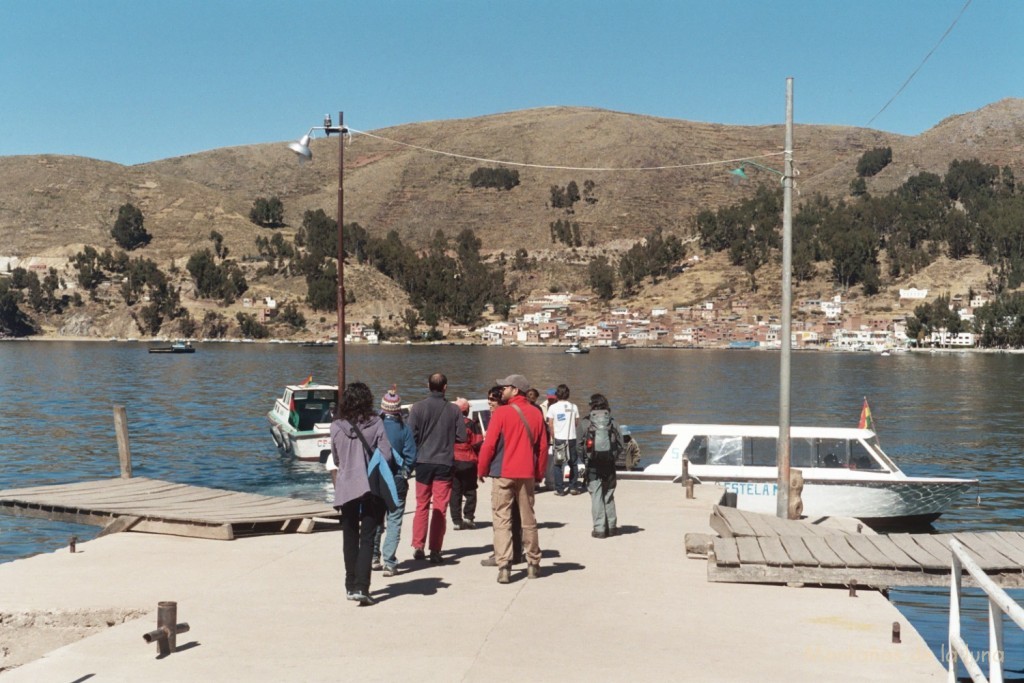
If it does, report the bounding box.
[476,409,492,436]
[849,440,882,470]
[292,389,339,430]
[681,433,883,470]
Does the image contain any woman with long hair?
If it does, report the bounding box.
[330,382,392,606]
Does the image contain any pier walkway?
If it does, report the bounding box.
[706,506,1024,589]
[0,477,339,540]
[0,481,946,681]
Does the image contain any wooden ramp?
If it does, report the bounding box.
[707,506,1024,589]
[0,477,340,541]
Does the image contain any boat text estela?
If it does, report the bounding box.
[643,423,977,527]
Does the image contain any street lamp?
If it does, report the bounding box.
[728,160,784,183]
[728,78,795,520]
[289,112,348,391]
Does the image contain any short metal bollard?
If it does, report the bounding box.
[69,536,77,553]
[848,580,858,597]
[891,622,901,644]
[685,478,694,499]
[142,601,190,657]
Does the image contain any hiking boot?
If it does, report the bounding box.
[497,567,511,584]
[345,591,358,601]
[351,590,376,606]
[413,548,426,561]
[591,530,607,539]
[463,519,476,530]
[570,489,581,496]
[527,564,540,579]
[555,490,568,497]
[428,551,444,565]
[371,560,383,571]
[608,526,618,537]
[480,555,498,567]
[452,520,464,530]
[382,565,397,577]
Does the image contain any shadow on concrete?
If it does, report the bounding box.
[613,525,644,536]
[371,577,450,603]
[537,521,567,530]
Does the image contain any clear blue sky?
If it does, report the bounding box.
[1,0,1018,166]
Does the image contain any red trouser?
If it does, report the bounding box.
[412,477,452,552]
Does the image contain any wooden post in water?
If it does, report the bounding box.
[113,405,132,478]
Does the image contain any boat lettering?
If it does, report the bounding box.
[317,438,330,448]
[723,481,777,496]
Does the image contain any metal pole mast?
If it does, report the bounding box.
[336,111,346,391]
[776,78,794,519]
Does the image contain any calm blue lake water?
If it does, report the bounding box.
[1,340,1022,671]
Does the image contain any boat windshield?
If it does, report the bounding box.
[683,434,885,470]
[291,389,339,429]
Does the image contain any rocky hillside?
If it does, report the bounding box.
[1,102,1022,337]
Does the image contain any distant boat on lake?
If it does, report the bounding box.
[148,341,195,354]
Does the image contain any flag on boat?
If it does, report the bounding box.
[301,374,313,386]
[288,395,299,428]
[858,397,874,431]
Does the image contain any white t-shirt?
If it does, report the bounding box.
[546,400,579,440]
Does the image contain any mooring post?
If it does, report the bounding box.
[682,458,694,499]
[113,405,132,478]
[142,601,190,657]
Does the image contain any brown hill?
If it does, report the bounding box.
[1,103,1022,337]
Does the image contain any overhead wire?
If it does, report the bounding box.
[347,127,787,173]
[866,0,973,127]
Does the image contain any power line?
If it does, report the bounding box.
[867,0,973,127]
[348,127,786,173]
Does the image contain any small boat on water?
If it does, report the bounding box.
[643,423,977,528]
[148,341,195,354]
[268,384,339,462]
[565,342,590,354]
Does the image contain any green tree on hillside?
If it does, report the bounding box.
[249,196,284,228]
[588,256,615,300]
[111,203,151,250]
[856,147,892,178]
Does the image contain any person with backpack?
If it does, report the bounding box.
[372,386,417,577]
[578,393,622,539]
[546,384,582,496]
[330,382,393,606]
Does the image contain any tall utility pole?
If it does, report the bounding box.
[776,78,795,519]
[335,111,345,391]
[289,112,348,391]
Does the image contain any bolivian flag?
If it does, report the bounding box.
[858,397,874,431]
[301,374,313,386]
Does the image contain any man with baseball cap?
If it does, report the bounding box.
[477,374,548,583]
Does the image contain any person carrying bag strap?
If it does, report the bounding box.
[352,423,401,513]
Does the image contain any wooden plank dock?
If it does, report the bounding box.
[0,477,339,541]
[706,506,1024,589]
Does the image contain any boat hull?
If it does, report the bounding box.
[268,415,331,462]
[646,422,977,526]
[706,474,973,527]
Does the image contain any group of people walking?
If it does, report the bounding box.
[326,372,629,605]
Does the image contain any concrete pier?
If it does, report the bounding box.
[0,480,945,681]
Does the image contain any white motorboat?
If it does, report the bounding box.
[267,384,338,462]
[565,342,590,354]
[643,423,977,527]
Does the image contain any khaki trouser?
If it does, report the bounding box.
[491,477,540,568]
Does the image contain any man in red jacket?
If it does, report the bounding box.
[477,374,549,584]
